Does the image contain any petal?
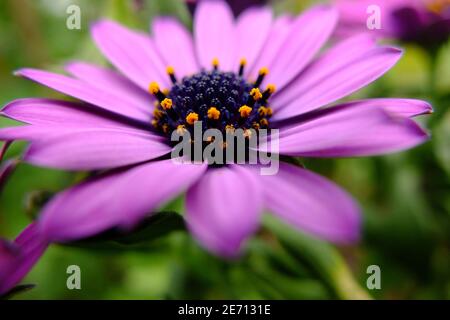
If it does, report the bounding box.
[0,223,48,295]
[273,104,429,157]
[91,19,169,89]
[152,18,198,77]
[271,33,377,110]
[15,68,151,123]
[65,61,153,109]
[249,14,293,77]
[186,165,262,257]
[254,6,338,91]
[234,6,272,74]
[273,46,403,120]
[39,159,206,242]
[337,98,433,118]
[194,0,236,71]
[1,98,152,131]
[260,163,361,243]
[24,128,170,170]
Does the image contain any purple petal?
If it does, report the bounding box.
[0,126,67,141]
[24,128,170,170]
[91,19,169,89]
[65,61,153,108]
[194,0,236,71]
[249,14,293,77]
[15,68,151,123]
[253,6,338,91]
[337,98,433,118]
[260,163,361,243]
[152,18,199,77]
[186,165,262,257]
[271,33,377,110]
[1,98,154,132]
[39,159,206,242]
[273,104,429,157]
[235,6,272,74]
[273,46,403,120]
[0,159,19,193]
[0,223,48,295]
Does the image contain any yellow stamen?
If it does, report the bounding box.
[212,58,219,68]
[166,66,175,75]
[161,98,173,110]
[151,119,158,128]
[162,89,170,96]
[259,67,269,76]
[186,112,199,125]
[207,107,221,120]
[148,82,160,94]
[252,122,260,130]
[153,108,164,118]
[162,124,169,134]
[260,118,269,127]
[239,105,253,118]
[225,124,235,133]
[176,124,186,135]
[250,88,262,101]
[244,129,253,139]
[258,106,273,117]
[240,58,247,66]
[266,84,276,94]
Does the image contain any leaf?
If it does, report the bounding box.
[263,215,371,300]
[66,211,186,252]
[0,284,35,300]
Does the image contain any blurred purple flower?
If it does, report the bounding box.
[335,0,450,50]
[186,0,267,15]
[0,224,48,295]
[0,0,431,293]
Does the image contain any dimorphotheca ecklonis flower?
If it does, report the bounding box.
[334,0,450,50]
[0,0,431,294]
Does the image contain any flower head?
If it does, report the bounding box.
[335,0,450,50]
[0,0,431,291]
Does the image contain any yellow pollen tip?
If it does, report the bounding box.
[163,89,170,96]
[225,124,235,133]
[186,112,199,125]
[266,84,276,94]
[176,124,186,134]
[212,58,219,67]
[239,105,253,118]
[151,119,158,128]
[153,108,163,118]
[161,98,172,110]
[162,124,169,134]
[207,107,221,120]
[259,67,269,76]
[149,82,160,94]
[250,88,263,101]
[240,58,247,66]
[252,122,260,130]
[166,66,175,75]
[260,118,269,127]
[243,129,253,138]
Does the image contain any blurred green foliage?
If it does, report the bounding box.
[0,0,449,299]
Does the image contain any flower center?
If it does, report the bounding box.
[149,59,275,139]
[425,0,449,14]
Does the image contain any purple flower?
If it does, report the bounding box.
[0,224,48,295]
[186,0,267,16]
[0,1,431,293]
[335,0,450,49]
